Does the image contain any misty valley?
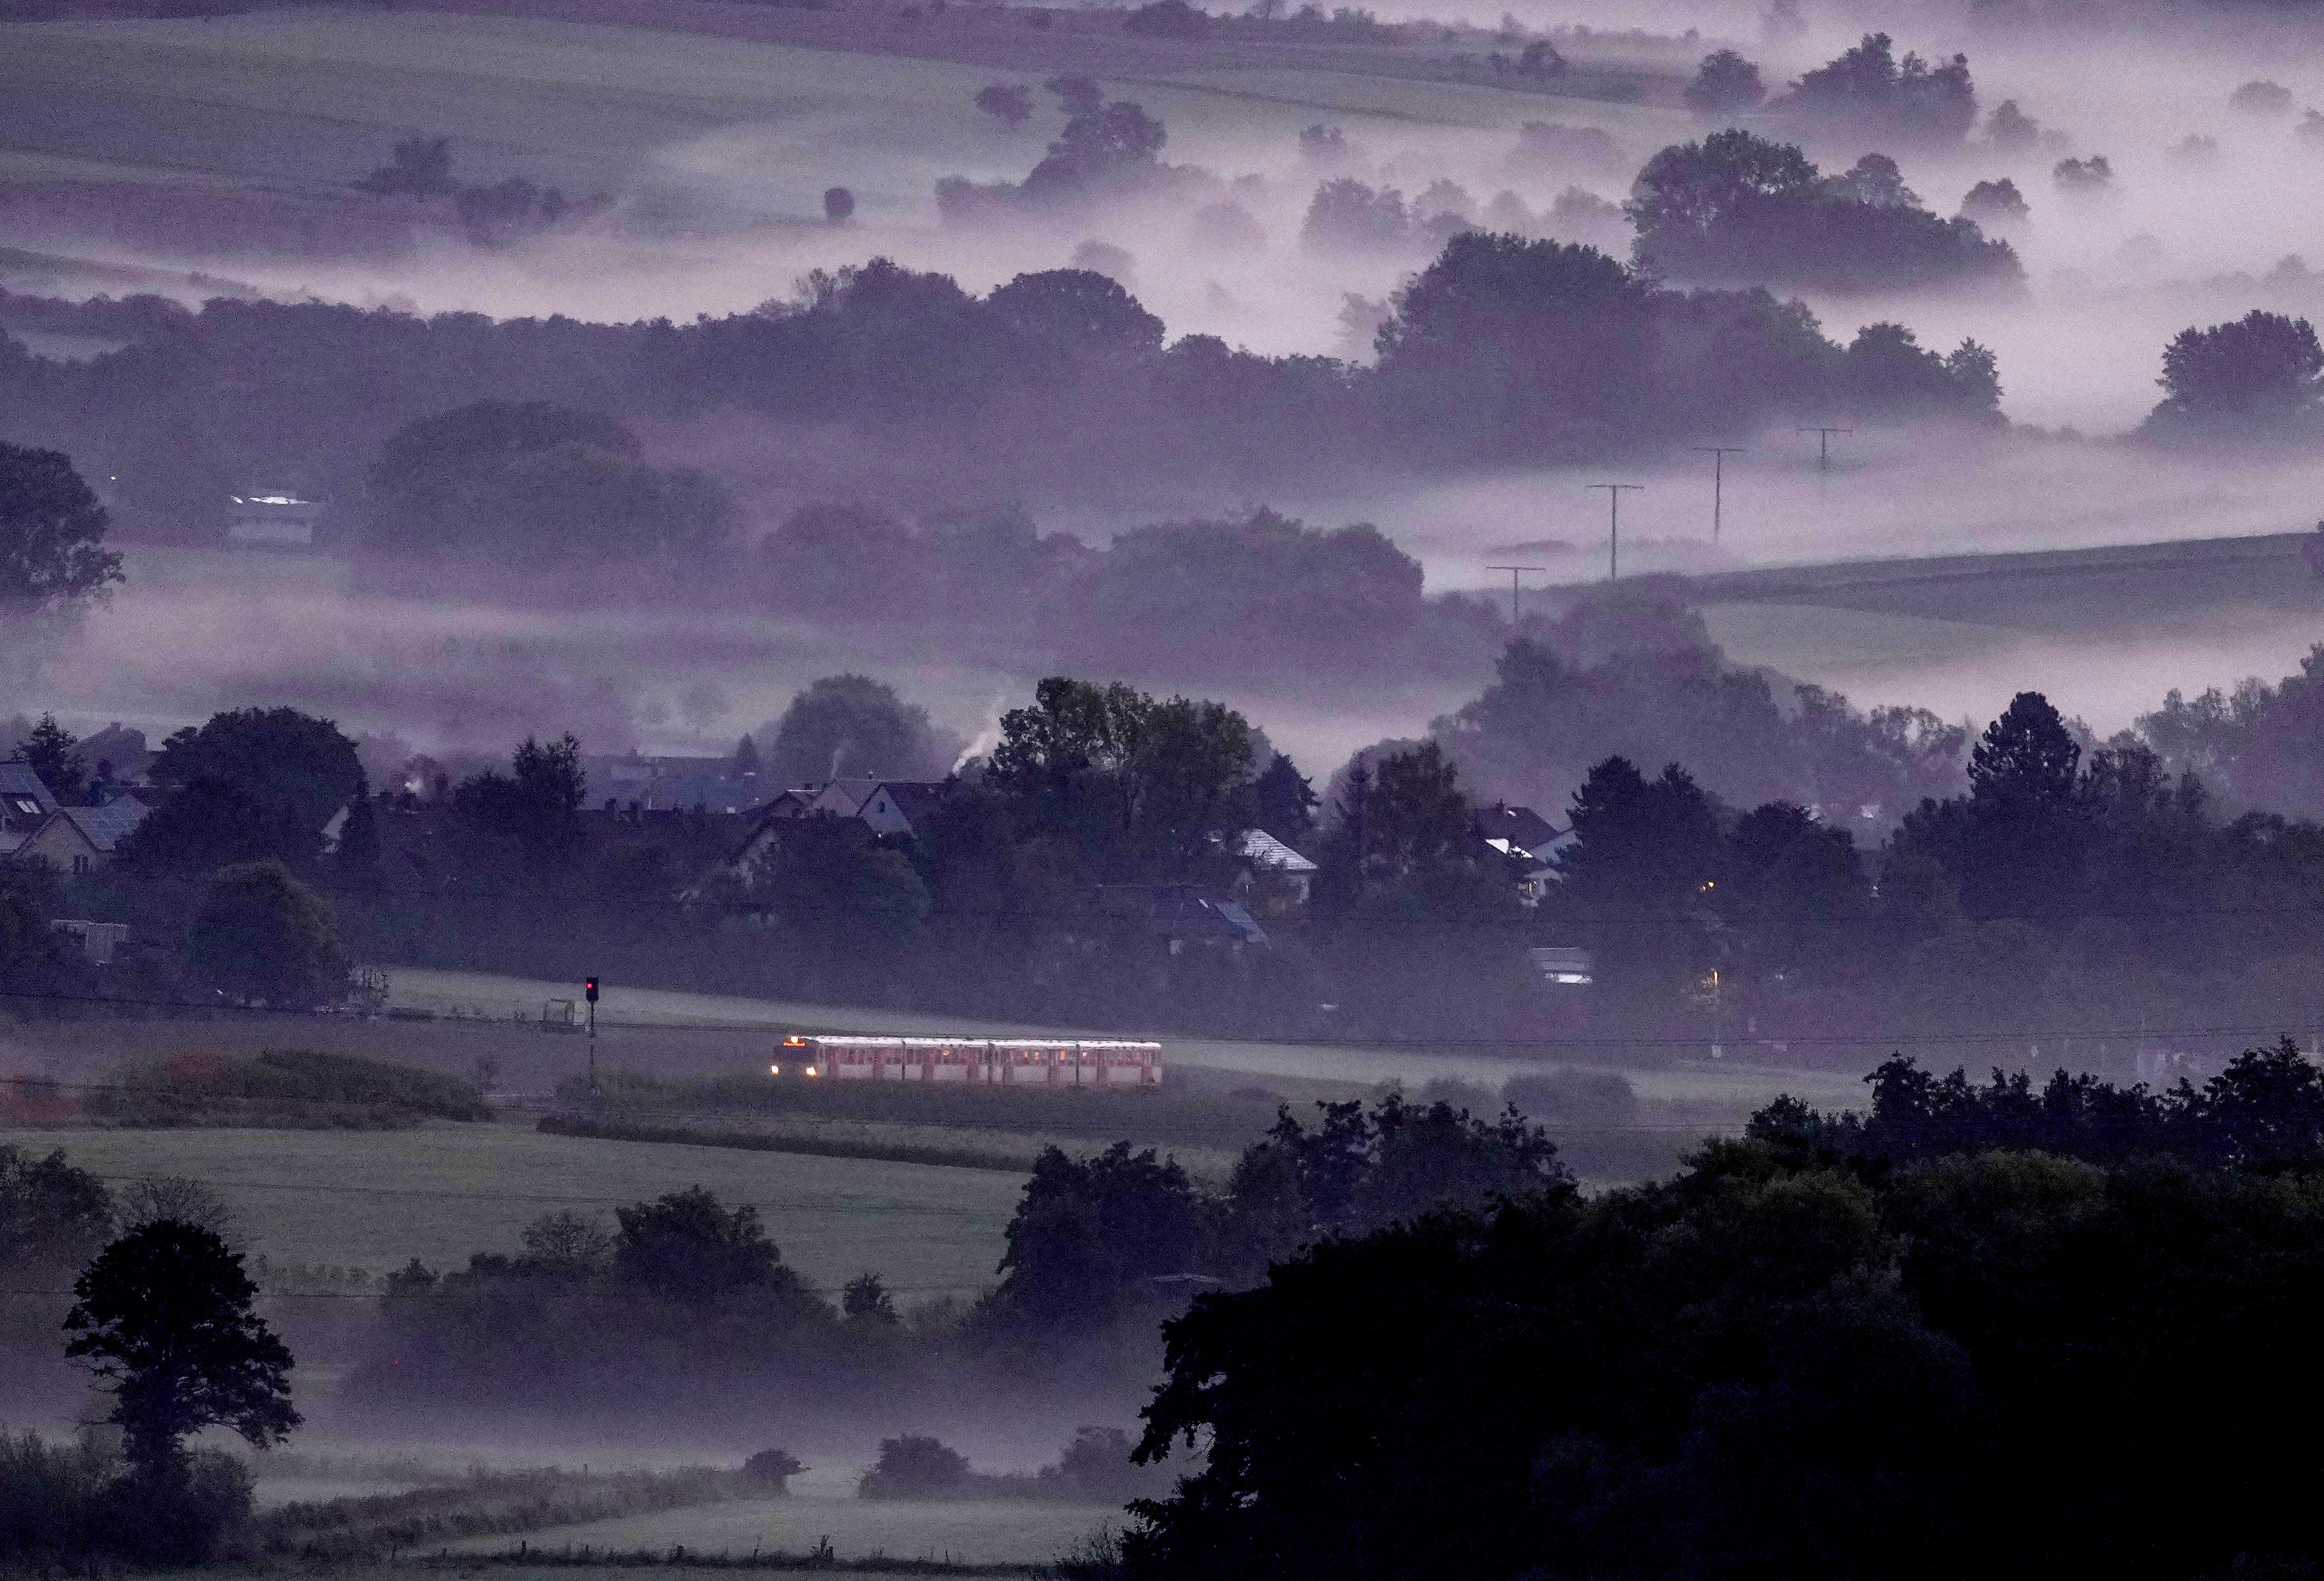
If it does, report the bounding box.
[14,0,2324,1574]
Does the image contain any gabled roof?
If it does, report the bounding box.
[1091,883,1271,947]
[810,779,884,818]
[0,757,59,819]
[1234,828,1319,875]
[1476,801,1562,856]
[877,782,948,823]
[58,797,148,852]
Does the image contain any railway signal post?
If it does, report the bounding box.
[584,975,599,1092]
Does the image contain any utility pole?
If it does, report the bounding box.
[584,975,600,1093]
[1485,564,1547,625]
[1588,483,1643,580]
[1691,446,1746,542]
[1796,426,1854,471]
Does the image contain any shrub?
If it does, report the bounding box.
[0,1428,116,1560]
[89,1048,490,1128]
[248,1465,733,1560]
[93,1448,255,1565]
[0,1431,252,1566]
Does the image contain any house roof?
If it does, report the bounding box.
[804,779,947,825]
[1234,828,1319,874]
[878,782,948,823]
[58,797,148,852]
[1476,801,1562,856]
[0,757,59,820]
[1091,883,1271,947]
[811,779,884,818]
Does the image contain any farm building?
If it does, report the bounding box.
[227,493,326,546]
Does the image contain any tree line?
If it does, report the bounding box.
[0,228,1999,548]
[1118,1042,2324,1581]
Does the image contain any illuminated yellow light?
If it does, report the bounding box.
[806,1066,819,1077]
[770,1064,781,1076]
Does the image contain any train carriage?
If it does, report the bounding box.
[775,1035,1162,1089]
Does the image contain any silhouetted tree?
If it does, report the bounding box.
[1959,176,2028,224]
[0,1145,113,1282]
[2054,154,2112,192]
[65,1221,298,1486]
[1894,690,2086,924]
[988,677,1255,878]
[612,1186,794,1308]
[2231,79,2293,117]
[860,1435,971,1496]
[759,674,958,787]
[1125,0,1208,38]
[367,400,726,562]
[974,83,1034,129]
[993,1143,1204,1327]
[742,813,931,945]
[0,443,121,613]
[20,715,83,800]
[352,134,456,197]
[114,776,310,878]
[146,707,363,840]
[842,1271,899,1322]
[1252,753,1319,846]
[181,860,349,1006]
[2150,310,2324,429]
[1775,31,1977,146]
[455,733,587,873]
[1044,75,1104,117]
[1554,754,1723,998]
[1983,98,2039,146]
[1022,101,1166,203]
[1686,49,1765,115]
[1628,129,2017,291]
[987,268,1165,360]
[1300,179,1411,252]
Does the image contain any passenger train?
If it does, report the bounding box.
[773,1035,1163,1089]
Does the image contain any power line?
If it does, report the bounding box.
[1587,483,1643,580]
[1485,564,1547,625]
[1691,446,1746,543]
[1797,425,1854,471]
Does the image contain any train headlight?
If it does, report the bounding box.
[806,1065,819,1078]
[770,1063,781,1076]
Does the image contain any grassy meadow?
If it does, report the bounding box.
[0,2,1692,228]
[0,1121,1020,1296]
[438,1492,1121,1568]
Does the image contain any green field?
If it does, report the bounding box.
[0,1122,1018,1296]
[439,1492,1121,1568]
[0,3,1690,229]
